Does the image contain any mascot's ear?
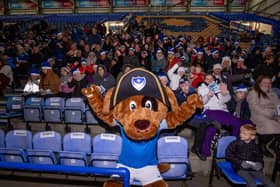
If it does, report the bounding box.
[102,87,115,114]
[164,86,179,111]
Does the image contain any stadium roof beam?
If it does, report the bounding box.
[254,1,280,14]
[247,0,267,11]
[259,10,280,19]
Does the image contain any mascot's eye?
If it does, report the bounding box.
[145,100,152,109]
[129,101,137,111]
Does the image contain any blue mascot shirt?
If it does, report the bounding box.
[115,119,168,169]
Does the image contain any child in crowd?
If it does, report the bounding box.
[226,124,276,187]
[190,64,205,88]
[23,69,40,94]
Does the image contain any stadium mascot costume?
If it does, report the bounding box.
[82,68,203,187]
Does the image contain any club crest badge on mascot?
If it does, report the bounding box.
[82,68,203,187]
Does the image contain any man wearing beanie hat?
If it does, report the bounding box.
[123,47,140,68]
[151,48,166,73]
[82,68,203,186]
[226,83,252,129]
[40,61,60,95]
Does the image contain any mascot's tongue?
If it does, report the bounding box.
[134,120,150,130]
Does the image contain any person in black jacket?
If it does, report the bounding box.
[226,84,251,121]
[68,69,88,97]
[226,124,276,187]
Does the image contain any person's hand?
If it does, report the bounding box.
[68,76,73,82]
[207,90,214,98]
[220,83,228,95]
[252,162,263,171]
[241,161,252,169]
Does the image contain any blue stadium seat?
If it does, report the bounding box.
[0,129,4,148]
[23,97,44,129]
[91,133,122,168]
[85,104,99,133]
[64,98,86,132]
[27,131,62,165]
[157,136,192,181]
[208,136,263,185]
[0,96,24,127]
[59,132,91,166]
[0,130,32,163]
[43,97,65,130]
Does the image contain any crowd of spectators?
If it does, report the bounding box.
[0,18,279,161]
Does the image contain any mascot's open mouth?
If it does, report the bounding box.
[134,120,150,132]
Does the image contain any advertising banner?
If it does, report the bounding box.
[42,0,73,9]
[77,0,109,7]
[114,0,147,7]
[151,0,185,6]
[192,0,224,6]
[8,0,38,10]
[0,0,3,14]
[232,0,246,6]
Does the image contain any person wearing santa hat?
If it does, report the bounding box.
[39,61,60,95]
[23,69,40,94]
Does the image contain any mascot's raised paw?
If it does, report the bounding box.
[82,85,101,98]
[187,93,203,109]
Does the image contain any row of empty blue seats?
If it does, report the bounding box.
[0,130,121,167]
[0,96,99,131]
[0,129,191,181]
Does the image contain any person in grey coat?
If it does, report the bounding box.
[247,75,280,157]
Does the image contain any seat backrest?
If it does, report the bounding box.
[216,136,236,159]
[65,98,85,112]
[63,132,91,154]
[33,131,62,152]
[6,130,32,149]
[25,97,44,107]
[7,96,24,111]
[0,129,5,148]
[45,97,65,110]
[92,133,122,155]
[157,136,188,159]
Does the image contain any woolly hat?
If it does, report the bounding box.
[179,78,190,85]
[197,48,204,55]
[72,69,81,75]
[61,67,70,73]
[100,50,107,55]
[110,68,170,109]
[156,48,163,53]
[30,69,40,76]
[177,66,185,73]
[213,63,222,70]
[234,84,248,93]
[157,72,169,81]
[81,60,87,64]
[211,49,219,55]
[41,61,51,69]
[167,48,175,55]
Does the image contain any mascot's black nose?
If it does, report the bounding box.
[134,120,150,131]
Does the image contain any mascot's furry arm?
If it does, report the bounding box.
[82,85,203,130]
[82,85,114,127]
[165,86,203,129]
